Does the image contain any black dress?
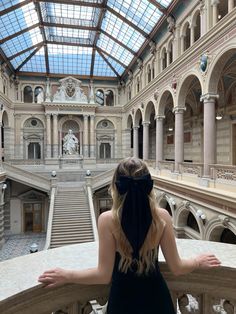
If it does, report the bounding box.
[107,251,176,314]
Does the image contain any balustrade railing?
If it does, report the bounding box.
[159,161,175,173]
[210,164,236,184]
[0,240,235,314]
[180,163,203,178]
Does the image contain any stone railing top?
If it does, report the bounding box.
[1,239,236,303]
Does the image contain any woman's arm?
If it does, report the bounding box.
[158,208,221,276]
[38,211,116,288]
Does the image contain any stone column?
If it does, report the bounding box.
[83,115,89,157]
[211,0,220,26]
[200,94,217,177]
[143,121,150,160]
[200,3,207,36]
[133,126,139,158]
[174,107,185,172]
[90,115,95,158]
[228,0,234,12]
[155,116,164,169]
[0,123,2,164]
[166,51,170,67]
[180,35,185,54]
[52,113,58,158]
[190,24,195,46]
[155,49,160,76]
[45,114,51,158]
[0,181,6,248]
[173,25,180,61]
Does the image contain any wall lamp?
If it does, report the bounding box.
[2,183,7,190]
[86,169,91,177]
[216,112,223,120]
[51,170,57,178]
[196,209,206,223]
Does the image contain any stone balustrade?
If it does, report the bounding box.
[0,240,236,314]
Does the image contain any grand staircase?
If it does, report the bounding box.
[50,187,95,248]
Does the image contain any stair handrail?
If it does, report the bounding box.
[3,162,51,192]
[91,168,115,190]
[44,183,57,250]
[85,177,98,241]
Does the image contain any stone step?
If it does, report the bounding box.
[51,230,93,236]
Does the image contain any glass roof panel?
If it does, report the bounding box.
[101,11,145,52]
[10,48,35,69]
[97,33,133,66]
[93,52,116,77]
[1,27,43,57]
[46,27,96,45]
[0,3,39,41]
[48,44,92,75]
[107,0,162,33]
[156,0,172,7]
[0,0,25,11]
[43,3,100,28]
[21,47,46,72]
[104,55,125,76]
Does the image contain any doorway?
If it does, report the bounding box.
[23,203,42,232]
[28,142,41,159]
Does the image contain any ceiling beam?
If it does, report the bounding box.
[97,49,120,78]
[8,42,44,60]
[43,22,97,31]
[38,0,103,8]
[0,48,15,74]
[121,0,179,79]
[0,0,31,16]
[97,47,127,68]
[16,45,42,72]
[146,0,167,13]
[90,1,108,77]
[101,30,136,55]
[0,23,40,45]
[17,71,118,80]
[34,1,50,74]
[46,40,93,48]
[106,7,148,38]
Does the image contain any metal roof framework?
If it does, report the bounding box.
[0,0,174,80]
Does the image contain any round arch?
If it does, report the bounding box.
[175,201,204,239]
[157,89,175,116]
[176,72,203,109]
[127,114,133,129]
[205,216,236,243]
[134,108,143,127]
[157,193,176,217]
[144,101,156,122]
[206,45,236,94]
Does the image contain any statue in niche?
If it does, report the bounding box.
[63,129,79,155]
[53,76,88,103]
[36,89,44,104]
[167,14,176,34]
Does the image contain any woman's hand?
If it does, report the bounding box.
[195,254,221,269]
[38,268,72,288]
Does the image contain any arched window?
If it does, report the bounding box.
[147,65,152,83]
[187,212,200,233]
[24,86,33,103]
[96,89,104,105]
[137,77,140,93]
[105,90,114,106]
[128,86,131,101]
[220,228,236,244]
[162,48,167,70]
[194,12,201,42]
[184,23,191,51]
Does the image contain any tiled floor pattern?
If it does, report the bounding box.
[0,233,46,261]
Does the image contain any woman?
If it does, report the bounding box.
[38,157,221,313]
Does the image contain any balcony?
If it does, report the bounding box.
[0,240,235,314]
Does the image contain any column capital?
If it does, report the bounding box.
[90,114,95,119]
[83,114,89,119]
[155,115,165,121]
[173,106,186,114]
[200,93,219,102]
[142,121,150,127]
[133,126,139,130]
[211,0,220,5]
[52,112,58,117]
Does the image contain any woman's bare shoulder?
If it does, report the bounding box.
[156,207,172,223]
[98,210,114,227]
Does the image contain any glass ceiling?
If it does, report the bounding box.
[0,0,173,79]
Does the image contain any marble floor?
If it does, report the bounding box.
[0,233,46,261]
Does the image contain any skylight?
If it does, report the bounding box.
[0,0,173,79]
